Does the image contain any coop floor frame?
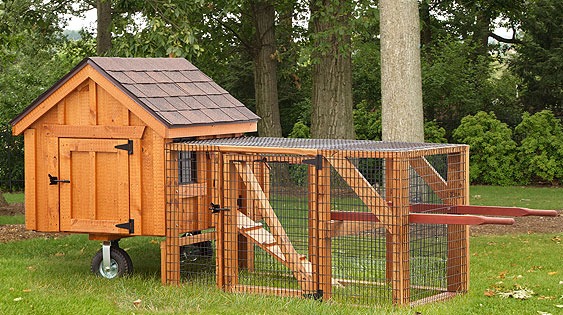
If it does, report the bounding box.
[164,138,470,306]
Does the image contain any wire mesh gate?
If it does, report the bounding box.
[164,138,470,306]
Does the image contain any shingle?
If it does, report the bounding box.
[166,97,189,110]
[224,94,245,107]
[143,97,176,111]
[195,82,221,95]
[199,108,229,122]
[122,84,147,97]
[234,106,260,120]
[179,96,205,109]
[163,71,190,83]
[208,94,235,108]
[158,83,185,97]
[181,70,210,82]
[158,110,190,125]
[193,95,219,109]
[178,109,211,124]
[146,71,174,83]
[107,71,135,84]
[209,81,228,94]
[124,71,157,84]
[137,97,159,112]
[135,83,168,97]
[220,107,247,121]
[177,83,205,96]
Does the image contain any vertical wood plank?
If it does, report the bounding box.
[446,149,470,292]
[129,138,143,235]
[164,148,180,285]
[88,152,96,220]
[24,129,37,230]
[224,160,239,291]
[214,152,225,289]
[89,79,97,125]
[57,99,66,125]
[307,163,319,296]
[317,157,332,300]
[58,140,70,231]
[385,157,394,283]
[390,156,410,305]
[153,134,166,235]
[117,148,130,224]
[46,136,60,231]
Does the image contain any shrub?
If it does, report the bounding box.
[424,121,447,143]
[453,111,519,185]
[514,110,563,184]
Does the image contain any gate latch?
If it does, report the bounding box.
[209,203,230,214]
[48,174,70,185]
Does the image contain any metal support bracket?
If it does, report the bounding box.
[102,241,111,273]
[303,155,323,170]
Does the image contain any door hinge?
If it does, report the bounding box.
[303,155,323,170]
[114,140,133,155]
[115,219,134,234]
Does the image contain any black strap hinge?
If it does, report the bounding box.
[114,140,133,155]
[302,155,323,170]
[115,219,134,234]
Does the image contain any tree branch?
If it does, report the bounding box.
[489,31,522,44]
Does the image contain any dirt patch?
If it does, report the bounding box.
[0,203,561,242]
[470,210,563,236]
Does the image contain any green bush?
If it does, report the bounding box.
[424,120,447,143]
[453,111,519,185]
[514,110,563,184]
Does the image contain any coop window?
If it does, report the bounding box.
[178,151,197,184]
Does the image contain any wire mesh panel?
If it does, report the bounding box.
[164,138,469,306]
[164,143,218,286]
[221,154,317,297]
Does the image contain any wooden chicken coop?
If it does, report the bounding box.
[10,57,258,277]
[12,57,556,305]
[164,137,556,306]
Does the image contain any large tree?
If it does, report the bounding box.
[379,0,424,142]
[309,0,355,139]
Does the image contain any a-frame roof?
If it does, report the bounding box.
[11,57,259,136]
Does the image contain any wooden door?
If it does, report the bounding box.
[59,138,131,234]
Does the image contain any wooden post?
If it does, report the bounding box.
[213,152,226,289]
[388,155,410,305]
[446,148,470,292]
[317,156,332,300]
[164,147,181,285]
[385,157,394,284]
[223,159,239,291]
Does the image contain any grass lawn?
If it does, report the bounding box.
[2,192,24,204]
[0,187,561,314]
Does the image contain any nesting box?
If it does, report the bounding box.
[10,57,258,240]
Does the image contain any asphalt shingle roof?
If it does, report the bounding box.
[89,57,259,127]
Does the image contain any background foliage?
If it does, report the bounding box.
[0,0,562,188]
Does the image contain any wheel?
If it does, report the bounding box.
[91,247,133,279]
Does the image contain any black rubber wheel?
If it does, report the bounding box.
[91,247,133,279]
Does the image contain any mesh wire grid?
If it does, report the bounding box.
[164,139,468,305]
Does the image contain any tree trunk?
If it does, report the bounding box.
[251,0,282,138]
[96,0,112,55]
[309,0,355,140]
[380,0,424,142]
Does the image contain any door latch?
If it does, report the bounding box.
[48,174,70,185]
[209,203,230,214]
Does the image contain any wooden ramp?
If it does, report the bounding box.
[237,211,311,276]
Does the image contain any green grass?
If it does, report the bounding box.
[0,233,561,314]
[0,215,24,224]
[0,186,561,314]
[470,185,563,210]
[2,192,24,204]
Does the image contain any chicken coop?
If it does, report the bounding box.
[163,137,556,306]
[12,57,556,306]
